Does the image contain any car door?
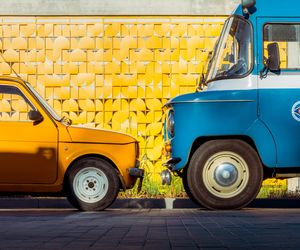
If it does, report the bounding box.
[0,82,58,184]
[257,18,300,167]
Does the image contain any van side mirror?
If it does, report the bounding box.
[28,110,43,123]
[266,42,281,71]
[242,0,256,15]
[242,0,256,8]
[260,42,281,79]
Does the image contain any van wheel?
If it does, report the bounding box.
[182,170,200,205]
[65,157,120,211]
[187,140,263,210]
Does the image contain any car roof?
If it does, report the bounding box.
[0,76,25,85]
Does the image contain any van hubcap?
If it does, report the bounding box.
[202,151,249,198]
[214,163,238,187]
[73,167,109,203]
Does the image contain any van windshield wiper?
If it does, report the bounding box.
[197,73,207,91]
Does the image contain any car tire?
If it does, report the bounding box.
[65,157,120,211]
[187,140,263,210]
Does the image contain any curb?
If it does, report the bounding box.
[0,198,299,209]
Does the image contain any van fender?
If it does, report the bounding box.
[246,119,277,167]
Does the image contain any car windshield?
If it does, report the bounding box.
[205,16,252,83]
[25,82,62,121]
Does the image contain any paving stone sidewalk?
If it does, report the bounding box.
[1,197,300,209]
[0,208,299,249]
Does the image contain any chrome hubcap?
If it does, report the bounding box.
[214,163,238,187]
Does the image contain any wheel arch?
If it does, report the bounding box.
[186,135,267,176]
[63,154,126,190]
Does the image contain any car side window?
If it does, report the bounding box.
[264,23,300,69]
[0,85,35,122]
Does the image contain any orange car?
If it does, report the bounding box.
[0,76,143,211]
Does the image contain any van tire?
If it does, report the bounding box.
[187,140,263,210]
[65,157,120,211]
[182,170,200,205]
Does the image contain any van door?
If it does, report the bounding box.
[0,83,58,184]
[257,18,300,167]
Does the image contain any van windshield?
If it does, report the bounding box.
[205,16,252,83]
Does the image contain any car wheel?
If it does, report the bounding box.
[65,157,120,211]
[187,140,263,210]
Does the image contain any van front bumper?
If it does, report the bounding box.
[163,157,181,170]
[161,157,181,185]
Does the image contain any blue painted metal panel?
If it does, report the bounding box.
[258,89,300,167]
[246,118,277,167]
[169,90,257,170]
[234,0,300,19]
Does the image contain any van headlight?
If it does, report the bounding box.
[167,109,175,138]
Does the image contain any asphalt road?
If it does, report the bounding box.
[0,208,299,249]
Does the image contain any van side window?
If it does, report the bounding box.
[0,85,34,122]
[264,24,300,69]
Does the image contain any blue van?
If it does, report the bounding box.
[162,0,300,209]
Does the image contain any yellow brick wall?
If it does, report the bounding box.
[0,16,224,177]
[0,16,286,192]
